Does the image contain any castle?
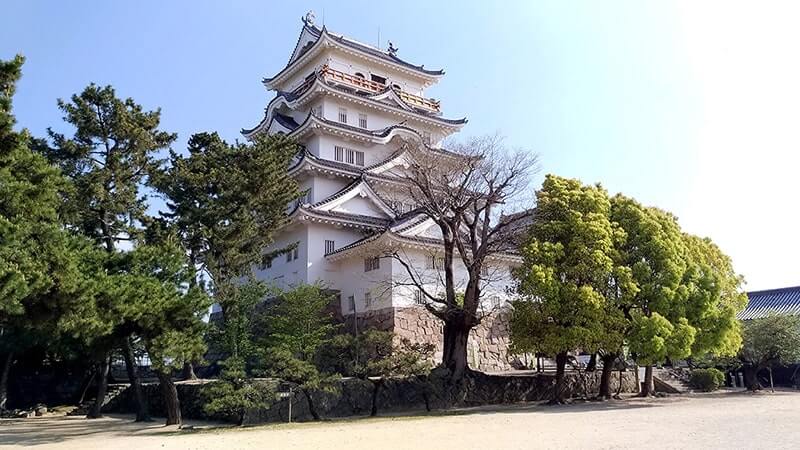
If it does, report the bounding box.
[243,13,518,370]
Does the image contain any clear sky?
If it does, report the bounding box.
[2,1,798,290]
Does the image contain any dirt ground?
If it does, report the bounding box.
[2,390,798,450]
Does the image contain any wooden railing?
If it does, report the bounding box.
[317,65,441,113]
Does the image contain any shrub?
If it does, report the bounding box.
[689,368,725,392]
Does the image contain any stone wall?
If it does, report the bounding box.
[108,370,639,425]
[343,306,517,372]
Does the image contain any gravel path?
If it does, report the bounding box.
[2,390,798,449]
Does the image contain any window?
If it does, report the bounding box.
[364,256,380,272]
[338,107,348,124]
[489,295,502,308]
[358,113,368,129]
[348,295,355,312]
[370,74,386,85]
[364,291,372,308]
[324,240,335,254]
[414,289,425,305]
[312,105,322,117]
[287,243,300,262]
[345,148,364,167]
[334,145,345,162]
[426,256,445,270]
[480,265,489,276]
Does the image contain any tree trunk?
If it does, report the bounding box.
[181,361,197,380]
[640,365,655,397]
[586,354,597,372]
[442,319,470,380]
[0,352,13,411]
[744,365,762,391]
[370,378,384,417]
[550,351,568,404]
[76,369,97,406]
[302,388,320,421]
[157,371,181,426]
[598,353,617,399]
[87,355,110,419]
[122,337,151,422]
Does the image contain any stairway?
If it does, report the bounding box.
[68,383,129,416]
[653,367,692,394]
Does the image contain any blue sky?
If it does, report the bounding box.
[3,1,798,290]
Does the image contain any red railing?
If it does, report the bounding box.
[293,65,441,113]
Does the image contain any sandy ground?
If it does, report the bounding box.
[2,390,799,450]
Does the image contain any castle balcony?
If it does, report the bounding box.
[294,65,441,113]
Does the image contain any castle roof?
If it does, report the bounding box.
[265,20,444,90]
[737,286,800,320]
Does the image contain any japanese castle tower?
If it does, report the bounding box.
[244,13,517,370]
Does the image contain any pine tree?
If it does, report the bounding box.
[41,83,176,420]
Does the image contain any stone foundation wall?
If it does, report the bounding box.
[108,370,639,424]
[343,306,516,372]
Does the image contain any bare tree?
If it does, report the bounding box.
[388,134,538,380]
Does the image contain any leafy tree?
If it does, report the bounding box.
[610,195,746,395]
[118,241,210,425]
[202,356,274,425]
[739,315,800,391]
[609,195,692,396]
[0,55,96,411]
[510,175,617,403]
[318,330,434,416]
[256,284,339,420]
[41,83,176,419]
[151,132,302,378]
[151,132,302,289]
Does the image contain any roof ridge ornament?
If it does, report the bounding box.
[387,41,399,57]
[302,10,316,27]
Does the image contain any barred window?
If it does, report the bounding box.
[414,289,426,305]
[358,114,368,129]
[364,256,380,272]
[345,148,364,167]
[324,240,335,254]
[364,291,372,308]
[338,107,348,124]
[348,295,355,312]
[334,145,345,162]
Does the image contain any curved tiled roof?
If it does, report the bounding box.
[737,286,800,320]
[267,23,444,85]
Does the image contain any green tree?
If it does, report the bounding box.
[151,132,302,379]
[151,132,302,289]
[257,284,339,420]
[610,195,746,395]
[117,241,210,425]
[510,175,617,403]
[609,195,692,396]
[0,55,94,411]
[318,330,434,416]
[41,83,176,420]
[739,315,800,391]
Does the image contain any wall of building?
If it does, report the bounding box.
[253,223,309,290]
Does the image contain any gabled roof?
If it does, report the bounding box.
[266,21,444,90]
[310,176,396,218]
[737,286,800,320]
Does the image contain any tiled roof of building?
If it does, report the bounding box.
[737,286,800,320]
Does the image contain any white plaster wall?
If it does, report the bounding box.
[311,176,350,202]
[313,133,399,168]
[389,247,517,309]
[253,224,309,290]
[328,251,393,315]
[305,223,370,284]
